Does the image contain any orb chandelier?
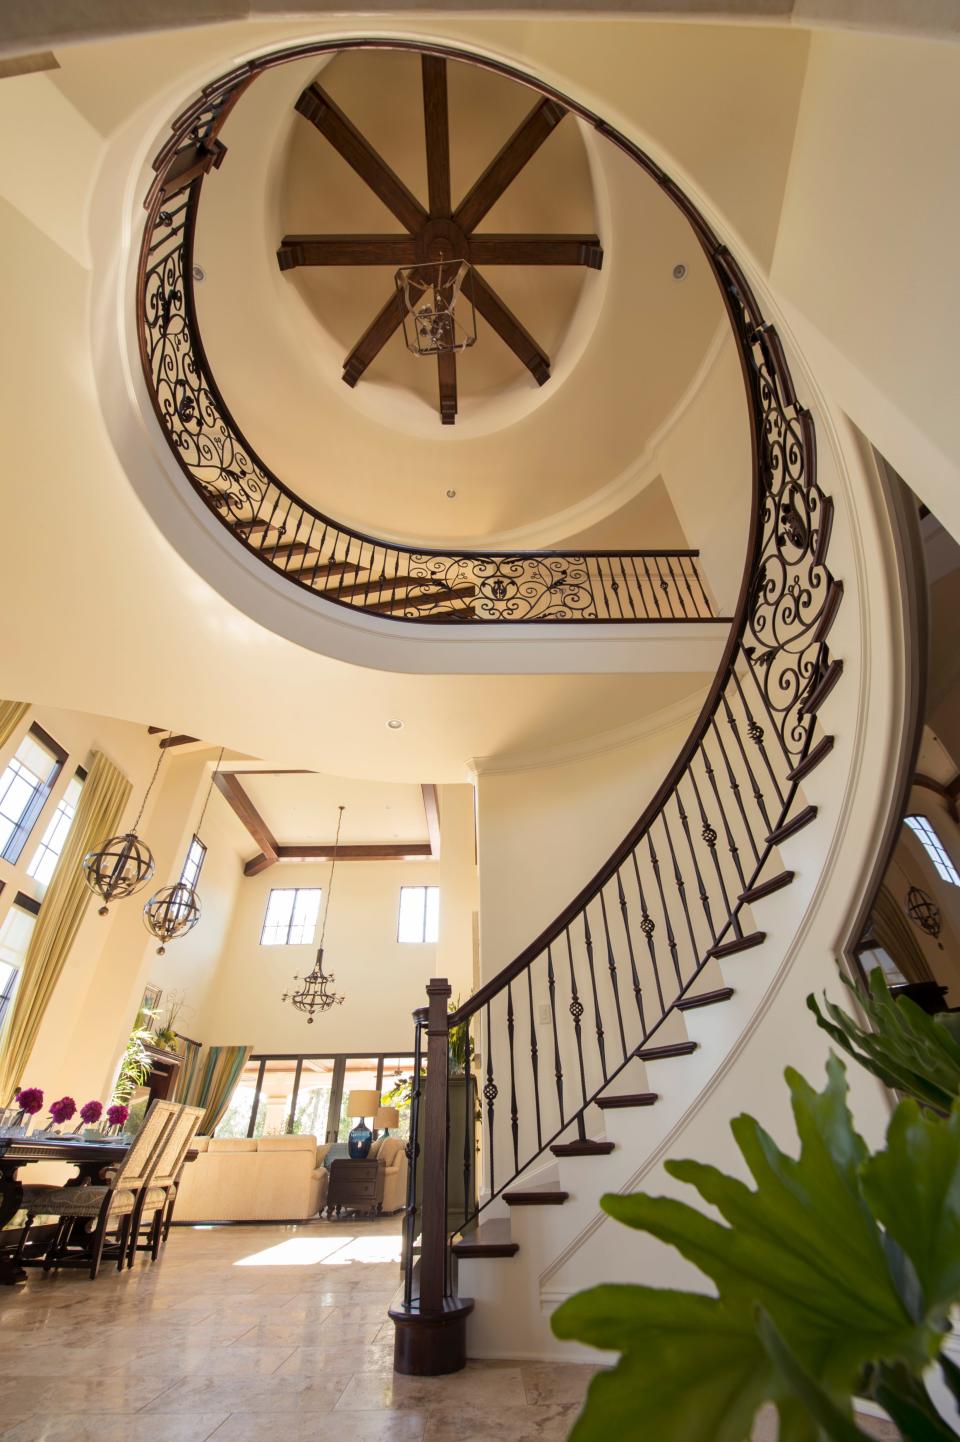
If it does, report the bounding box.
[81,733,171,915]
[282,805,347,1023]
[395,260,476,357]
[143,747,224,955]
[906,885,944,949]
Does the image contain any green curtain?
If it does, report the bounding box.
[0,750,131,1102]
[173,1038,202,1103]
[871,882,936,985]
[0,700,28,753]
[182,1044,252,1135]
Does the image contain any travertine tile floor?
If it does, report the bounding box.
[0,1217,899,1442]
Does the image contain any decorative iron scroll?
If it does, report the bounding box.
[137,61,720,627]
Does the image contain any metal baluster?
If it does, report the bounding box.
[647,829,683,988]
[732,665,787,809]
[631,850,666,1015]
[484,1002,497,1198]
[526,966,543,1153]
[674,786,717,945]
[598,888,628,1062]
[691,556,713,617]
[564,928,589,1108]
[679,555,701,617]
[722,692,772,834]
[653,554,676,618]
[670,556,691,617]
[546,945,564,1124]
[507,983,519,1174]
[619,556,639,620]
[616,866,646,1034]
[627,557,649,618]
[660,811,700,977]
[644,557,663,618]
[737,648,794,775]
[582,908,607,1081]
[689,758,737,928]
[710,708,761,866]
[699,736,747,938]
[463,1016,474,1228]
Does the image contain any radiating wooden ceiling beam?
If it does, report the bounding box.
[437,348,457,427]
[342,290,406,387]
[461,270,549,384]
[422,56,451,218]
[422,784,441,859]
[214,772,279,872]
[278,234,418,269]
[469,234,603,268]
[453,96,567,234]
[295,83,427,234]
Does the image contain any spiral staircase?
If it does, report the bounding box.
[131,40,912,1375]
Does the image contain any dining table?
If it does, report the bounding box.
[0,1134,130,1285]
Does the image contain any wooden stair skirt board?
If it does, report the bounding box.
[452,1220,518,1258]
[595,1092,659,1110]
[550,1139,616,1157]
[740,871,795,905]
[710,931,766,959]
[503,1190,569,1206]
[636,1040,698,1060]
[767,805,818,847]
[677,987,734,1011]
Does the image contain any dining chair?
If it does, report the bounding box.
[19,1098,178,1279]
[126,1102,204,1266]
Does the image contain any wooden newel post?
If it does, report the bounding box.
[390,976,474,1375]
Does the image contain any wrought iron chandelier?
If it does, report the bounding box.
[282,805,347,1023]
[395,260,476,357]
[81,733,170,915]
[143,747,224,955]
[906,885,944,949]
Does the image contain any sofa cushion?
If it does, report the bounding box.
[208,1138,257,1153]
[256,1135,318,1154]
[322,1142,350,1170]
[368,1137,383,1159]
[378,1136,406,1168]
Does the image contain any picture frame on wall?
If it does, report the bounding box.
[140,982,162,1029]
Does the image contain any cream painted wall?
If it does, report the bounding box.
[193,789,477,1052]
[771,30,960,543]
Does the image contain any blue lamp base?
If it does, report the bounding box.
[348,1120,373,1160]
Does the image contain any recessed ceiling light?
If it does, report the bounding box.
[192,264,206,283]
[446,489,457,499]
[386,719,404,731]
[672,262,687,281]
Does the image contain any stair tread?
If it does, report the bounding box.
[452,1220,518,1258]
[710,931,766,959]
[636,1041,698,1060]
[503,1190,569,1206]
[740,871,795,905]
[767,805,818,847]
[551,1139,616,1157]
[596,1092,659,1109]
[677,987,735,1010]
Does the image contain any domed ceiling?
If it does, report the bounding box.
[193,48,732,546]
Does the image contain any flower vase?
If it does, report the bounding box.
[0,1107,28,1139]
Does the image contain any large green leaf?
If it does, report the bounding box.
[862,1100,960,1318]
[756,1309,873,1442]
[807,971,960,1114]
[552,1287,775,1442]
[870,1361,960,1441]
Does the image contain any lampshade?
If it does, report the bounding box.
[347,1090,380,1118]
[375,1106,400,1129]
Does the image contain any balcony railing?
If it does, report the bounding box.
[137,70,723,626]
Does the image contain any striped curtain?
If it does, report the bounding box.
[182,1044,252,1135]
[0,700,28,753]
[173,1037,202,1103]
[0,750,131,1102]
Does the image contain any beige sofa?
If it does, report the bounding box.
[174,1133,408,1223]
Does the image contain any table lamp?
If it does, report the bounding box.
[347,1090,380,1159]
[375,1105,400,1137]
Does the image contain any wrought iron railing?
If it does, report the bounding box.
[137,67,723,625]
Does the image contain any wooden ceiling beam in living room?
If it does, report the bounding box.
[461,269,550,384]
[452,96,567,234]
[214,772,280,873]
[276,843,433,862]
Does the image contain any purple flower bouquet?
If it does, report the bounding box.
[36,1095,76,1137]
[106,1103,129,1135]
[2,1087,44,1137]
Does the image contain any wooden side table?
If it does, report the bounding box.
[326,1157,381,1216]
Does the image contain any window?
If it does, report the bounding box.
[26,769,84,890]
[905,815,960,886]
[260,887,322,946]
[0,901,37,1028]
[0,724,67,865]
[398,885,440,944]
[179,834,207,891]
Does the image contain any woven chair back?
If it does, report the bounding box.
[153,1104,204,1185]
[114,1098,179,1188]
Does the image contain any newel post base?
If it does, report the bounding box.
[389,1297,475,1375]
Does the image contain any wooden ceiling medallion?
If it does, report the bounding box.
[277,56,603,425]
